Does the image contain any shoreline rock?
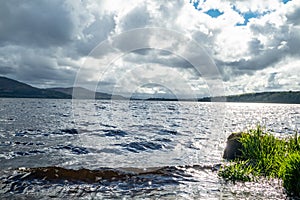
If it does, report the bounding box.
[223,132,244,160]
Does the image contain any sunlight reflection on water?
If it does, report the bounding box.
[0,99,299,199]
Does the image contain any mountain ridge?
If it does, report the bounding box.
[0,76,299,103]
[48,87,126,100]
[0,76,70,99]
[198,91,300,104]
[0,76,126,99]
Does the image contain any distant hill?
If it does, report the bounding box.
[227,91,300,104]
[132,91,300,104]
[0,76,126,99]
[198,91,300,104]
[0,76,299,103]
[49,87,126,100]
[0,76,70,98]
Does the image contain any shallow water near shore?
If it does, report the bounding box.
[0,98,299,199]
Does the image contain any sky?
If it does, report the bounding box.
[0,0,299,98]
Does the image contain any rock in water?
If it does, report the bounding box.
[223,132,244,160]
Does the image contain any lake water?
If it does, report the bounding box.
[0,98,299,199]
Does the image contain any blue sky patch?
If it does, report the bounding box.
[190,0,207,10]
[232,5,271,26]
[205,9,224,18]
[282,0,292,4]
[191,0,200,10]
[236,12,260,26]
[190,1,280,26]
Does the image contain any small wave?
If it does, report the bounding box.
[59,113,70,117]
[14,141,45,146]
[96,105,106,110]
[53,144,89,155]
[158,129,178,135]
[102,129,128,137]
[40,128,79,136]
[154,138,172,143]
[99,123,117,128]
[0,141,12,147]
[14,150,45,156]
[15,131,28,137]
[167,105,177,111]
[8,150,46,158]
[96,148,123,154]
[116,141,164,153]
[14,128,79,137]
[58,128,79,135]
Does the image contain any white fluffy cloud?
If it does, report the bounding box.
[0,0,299,96]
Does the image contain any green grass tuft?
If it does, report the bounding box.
[218,160,259,183]
[218,126,300,197]
[279,152,300,197]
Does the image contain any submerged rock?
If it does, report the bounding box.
[18,167,133,183]
[16,164,221,183]
[223,132,244,160]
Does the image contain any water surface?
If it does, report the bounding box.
[0,98,299,199]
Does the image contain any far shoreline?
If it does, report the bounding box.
[1,96,300,104]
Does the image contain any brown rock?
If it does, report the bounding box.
[223,132,244,160]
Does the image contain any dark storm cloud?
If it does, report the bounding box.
[217,21,300,80]
[110,29,152,54]
[0,0,117,86]
[124,49,194,69]
[0,0,78,86]
[287,28,300,57]
[74,13,116,58]
[0,0,74,47]
[0,66,15,75]
[265,72,281,90]
[131,49,158,55]
[222,49,283,71]
[117,4,150,31]
[15,51,76,85]
[248,38,264,55]
[0,0,299,94]
[286,6,300,25]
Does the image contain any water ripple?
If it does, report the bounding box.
[102,129,128,137]
[53,144,89,155]
[0,99,298,199]
[116,141,164,153]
